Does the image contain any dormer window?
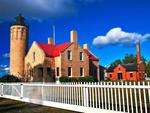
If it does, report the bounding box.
[33,52,35,62]
[80,52,84,61]
[68,50,72,60]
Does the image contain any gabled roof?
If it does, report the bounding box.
[107,63,138,72]
[37,42,99,61]
[107,65,116,72]
[37,42,72,57]
[122,63,138,71]
[84,49,99,61]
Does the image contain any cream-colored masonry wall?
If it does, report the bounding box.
[55,56,61,77]
[61,43,89,77]
[25,42,45,70]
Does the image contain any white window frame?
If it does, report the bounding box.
[68,50,72,60]
[80,67,84,77]
[80,52,84,61]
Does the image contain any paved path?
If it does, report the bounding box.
[0,98,78,113]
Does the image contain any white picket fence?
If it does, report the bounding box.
[0,81,150,113]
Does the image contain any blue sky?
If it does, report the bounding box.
[0,0,150,76]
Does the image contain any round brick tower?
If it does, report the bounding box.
[10,14,28,78]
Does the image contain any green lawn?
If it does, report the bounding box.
[0,98,78,113]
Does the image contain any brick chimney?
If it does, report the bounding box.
[70,30,77,43]
[136,43,141,63]
[83,43,88,50]
[48,38,54,44]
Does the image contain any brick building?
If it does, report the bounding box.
[107,43,145,81]
[10,15,100,82]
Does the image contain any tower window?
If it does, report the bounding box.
[33,52,36,62]
[80,52,84,61]
[80,67,84,77]
[68,51,72,60]
[68,67,72,77]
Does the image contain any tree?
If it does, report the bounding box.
[122,54,137,64]
[0,74,21,82]
[111,59,122,66]
[111,54,146,65]
[146,61,150,77]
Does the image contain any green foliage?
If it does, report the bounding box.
[103,77,110,81]
[59,76,69,82]
[111,59,122,66]
[123,54,137,64]
[69,77,79,82]
[59,76,94,82]
[85,76,94,82]
[0,75,21,82]
[111,54,138,66]
[78,76,94,82]
[146,61,150,77]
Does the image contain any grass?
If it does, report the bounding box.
[0,98,78,113]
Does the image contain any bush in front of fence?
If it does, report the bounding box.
[0,74,21,82]
[59,76,94,82]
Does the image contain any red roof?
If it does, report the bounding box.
[38,42,72,57]
[37,42,99,61]
[84,49,99,61]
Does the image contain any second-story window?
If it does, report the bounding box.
[80,52,84,61]
[68,50,72,60]
[33,52,36,62]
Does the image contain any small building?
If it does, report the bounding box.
[107,43,145,81]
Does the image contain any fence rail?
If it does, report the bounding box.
[0,81,150,113]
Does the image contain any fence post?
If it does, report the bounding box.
[83,83,89,107]
[20,83,23,99]
[1,84,3,96]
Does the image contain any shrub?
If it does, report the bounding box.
[85,76,94,82]
[69,77,79,82]
[59,76,69,82]
[0,74,21,82]
[103,77,110,81]
[78,77,86,82]
[78,76,94,82]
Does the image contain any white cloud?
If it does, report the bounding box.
[2,53,10,58]
[93,27,150,48]
[0,65,10,76]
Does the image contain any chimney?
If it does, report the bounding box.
[70,30,77,43]
[83,43,88,50]
[48,38,54,44]
[136,43,141,63]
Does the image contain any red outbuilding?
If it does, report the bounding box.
[107,43,145,81]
